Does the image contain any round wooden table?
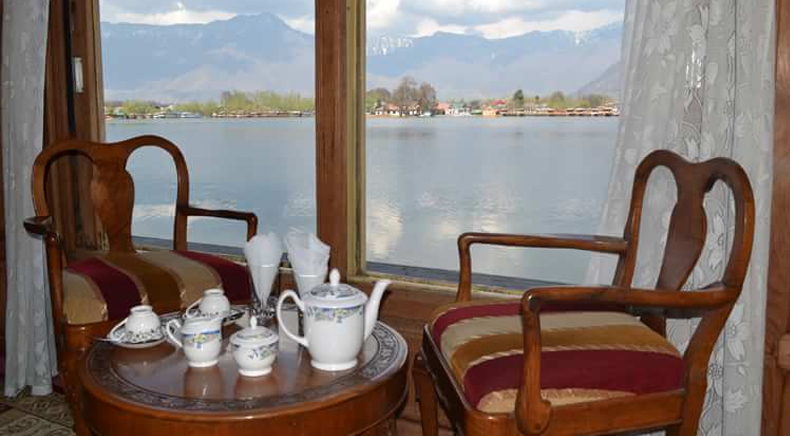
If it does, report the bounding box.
[79,320,409,436]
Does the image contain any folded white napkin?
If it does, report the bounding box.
[285,230,330,294]
[285,230,330,274]
[244,232,283,305]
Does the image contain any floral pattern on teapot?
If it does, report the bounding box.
[305,305,363,324]
[310,286,357,300]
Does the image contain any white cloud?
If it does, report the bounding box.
[368,0,401,31]
[404,0,540,15]
[474,9,623,39]
[413,18,467,37]
[105,2,237,25]
[281,15,315,34]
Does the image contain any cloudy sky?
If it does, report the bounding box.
[99,0,624,39]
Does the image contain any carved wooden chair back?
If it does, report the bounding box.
[613,149,755,296]
[31,135,190,254]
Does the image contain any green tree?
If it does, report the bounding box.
[547,91,568,109]
[366,87,391,112]
[417,82,437,113]
[584,94,608,108]
[511,89,525,109]
[121,100,158,115]
[392,76,418,116]
[220,91,253,111]
[201,100,220,116]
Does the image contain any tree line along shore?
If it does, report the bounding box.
[105,78,618,120]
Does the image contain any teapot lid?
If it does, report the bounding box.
[304,269,367,308]
[230,317,278,347]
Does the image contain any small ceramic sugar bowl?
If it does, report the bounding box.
[230,317,278,377]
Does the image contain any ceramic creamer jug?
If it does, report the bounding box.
[276,269,391,371]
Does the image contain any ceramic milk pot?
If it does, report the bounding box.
[277,269,391,371]
[166,316,223,368]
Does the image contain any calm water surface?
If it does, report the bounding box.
[106,116,617,283]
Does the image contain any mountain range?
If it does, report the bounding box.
[100,13,621,102]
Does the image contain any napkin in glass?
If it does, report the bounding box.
[284,230,330,295]
[244,232,283,310]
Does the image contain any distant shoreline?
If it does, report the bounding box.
[106,112,619,122]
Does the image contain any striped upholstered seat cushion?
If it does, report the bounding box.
[430,301,684,413]
[62,250,251,324]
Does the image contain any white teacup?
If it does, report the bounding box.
[166,316,223,368]
[185,289,230,319]
[109,305,162,343]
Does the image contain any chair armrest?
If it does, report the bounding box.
[177,205,258,241]
[24,216,62,244]
[456,232,629,301]
[514,284,738,435]
[24,216,68,342]
[522,284,736,312]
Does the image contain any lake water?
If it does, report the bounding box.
[106,116,618,283]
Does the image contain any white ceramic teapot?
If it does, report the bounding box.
[276,269,391,371]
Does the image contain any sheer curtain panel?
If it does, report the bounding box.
[588,1,775,435]
[2,0,58,396]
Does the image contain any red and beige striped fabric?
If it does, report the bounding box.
[430,300,684,413]
[62,250,251,324]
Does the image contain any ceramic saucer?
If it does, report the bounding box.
[107,326,166,349]
[182,305,245,326]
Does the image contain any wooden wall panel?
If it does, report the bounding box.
[0,0,5,352]
[765,0,790,434]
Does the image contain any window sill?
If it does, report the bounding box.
[131,236,561,297]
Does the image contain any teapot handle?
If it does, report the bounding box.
[165,319,183,348]
[277,290,308,347]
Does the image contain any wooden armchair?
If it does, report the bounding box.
[413,150,755,436]
[24,135,258,435]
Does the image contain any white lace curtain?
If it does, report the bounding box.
[588,0,775,434]
[2,0,58,396]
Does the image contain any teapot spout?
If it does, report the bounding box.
[363,279,391,341]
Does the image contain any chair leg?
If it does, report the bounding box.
[61,347,91,436]
[413,353,439,436]
[665,387,707,436]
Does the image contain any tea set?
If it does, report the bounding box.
[105,269,392,377]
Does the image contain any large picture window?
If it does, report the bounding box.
[364,1,625,283]
[99,1,316,247]
[95,0,626,285]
